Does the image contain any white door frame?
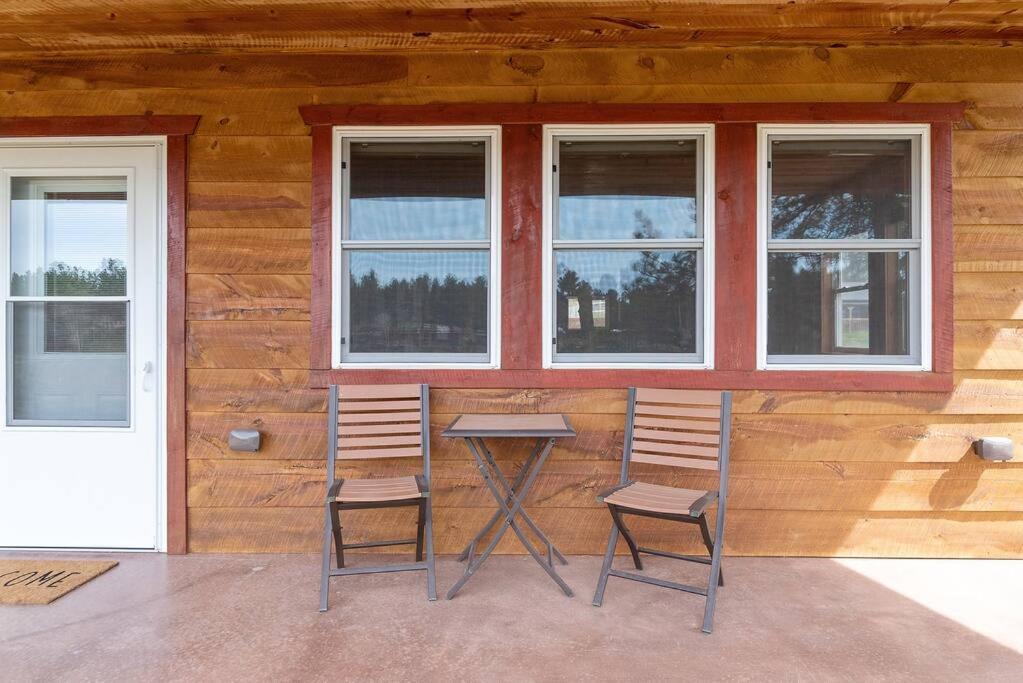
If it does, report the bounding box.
[0,135,169,552]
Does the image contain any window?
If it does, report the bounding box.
[758,125,930,370]
[543,126,714,368]
[333,127,500,367]
[6,176,131,425]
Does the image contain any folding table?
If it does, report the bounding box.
[442,413,576,599]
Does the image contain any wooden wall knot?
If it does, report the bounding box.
[717,189,731,202]
[507,54,545,77]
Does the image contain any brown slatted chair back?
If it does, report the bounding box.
[625,388,731,482]
[334,384,426,461]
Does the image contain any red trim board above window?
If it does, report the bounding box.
[302,103,963,392]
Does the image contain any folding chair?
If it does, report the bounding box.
[592,388,732,634]
[318,384,436,611]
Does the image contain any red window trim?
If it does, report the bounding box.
[0,114,200,554]
[302,103,962,392]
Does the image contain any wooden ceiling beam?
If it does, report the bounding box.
[0,2,1021,54]
[299,102,967,126]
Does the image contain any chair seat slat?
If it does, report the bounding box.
[333,476,424,502]
[604,482,715,516]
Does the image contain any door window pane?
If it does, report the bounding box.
[348,251,488,355]
[767,251,912,357]
[8,301,129,423]
[555,250,698,355]
[770,139,913,240]
[9,177,128,296]
[557,139,698,240]
[348,141,487,241]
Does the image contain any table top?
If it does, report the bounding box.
[442,414,576,438]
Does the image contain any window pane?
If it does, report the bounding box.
[9,301,129,423]
[557,139,698,240]
[771,139,913,240]
[9,177,128,296]
[767,251,913,358]
[348,251,488,355]
[348,141,487,241]
[555,250,698,356]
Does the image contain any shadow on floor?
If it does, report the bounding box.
[1,552,1021,681]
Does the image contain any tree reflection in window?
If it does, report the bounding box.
[556,249,697,355]
[348,253,489,355]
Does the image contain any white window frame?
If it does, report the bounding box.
[541,124,716,370]
[756,124,932,372]
[331,125,502,369]
[4,170,136,428]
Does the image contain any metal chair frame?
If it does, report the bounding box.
[592,387,732,634]
[318,384,437,611]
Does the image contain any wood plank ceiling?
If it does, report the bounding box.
[0,1,1021,56]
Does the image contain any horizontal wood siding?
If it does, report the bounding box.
[4,46,1022,557]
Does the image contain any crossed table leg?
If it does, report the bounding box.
[456,437,569,566]
[446,436,574,599]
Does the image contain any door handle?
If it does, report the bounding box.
[141,361,154,393]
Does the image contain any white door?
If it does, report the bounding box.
[0,140,162,549]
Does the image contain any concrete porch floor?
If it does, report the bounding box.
[1,552,1021,681]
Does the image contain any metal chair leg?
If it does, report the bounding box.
[702,514,725,635]
[698,515,723,587]
[424,498,437,601]
[415,500,426,563]
[319,504,333,612]
[609,505,643,570]
[330,502,345,568]
[592,523,620,607]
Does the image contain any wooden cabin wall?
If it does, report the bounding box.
[2,46,1022,556]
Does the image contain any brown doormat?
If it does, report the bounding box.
[0,560,118,605]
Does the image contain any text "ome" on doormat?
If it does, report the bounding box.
[0,560,117,605]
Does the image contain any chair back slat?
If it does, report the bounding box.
[631,452,720,470]
[631,402,721,419]
[625,388,732,482]
[339,434,422,449]
[337,446,424,460]
[332,384,426,462]
[339,399,422,412]
[338,422,423,436]
[339,410,422,425]
[338,383,423,399]
[634,388,722,406]
[632,427,720,446]
[631,439,719,458]
[633,415,721,433]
